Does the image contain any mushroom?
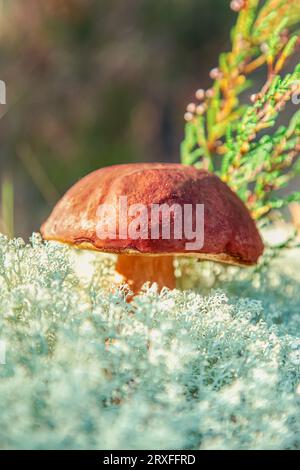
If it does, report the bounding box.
[41,163,264,294]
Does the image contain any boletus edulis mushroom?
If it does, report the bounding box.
[41,163,264,294]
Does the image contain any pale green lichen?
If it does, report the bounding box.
[0,233,299,449]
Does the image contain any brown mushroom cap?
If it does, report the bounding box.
[41,163,264,266]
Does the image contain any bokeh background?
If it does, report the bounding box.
[0,0,241,238]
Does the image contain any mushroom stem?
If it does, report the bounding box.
[115,254,176,295]
[290,202,300,233]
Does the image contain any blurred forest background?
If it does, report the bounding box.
[0,0,243,237]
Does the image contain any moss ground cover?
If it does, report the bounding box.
[0,233,299,449]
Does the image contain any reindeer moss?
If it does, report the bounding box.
[0,233,299,449]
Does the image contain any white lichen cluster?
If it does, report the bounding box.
[0,233,299,449]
